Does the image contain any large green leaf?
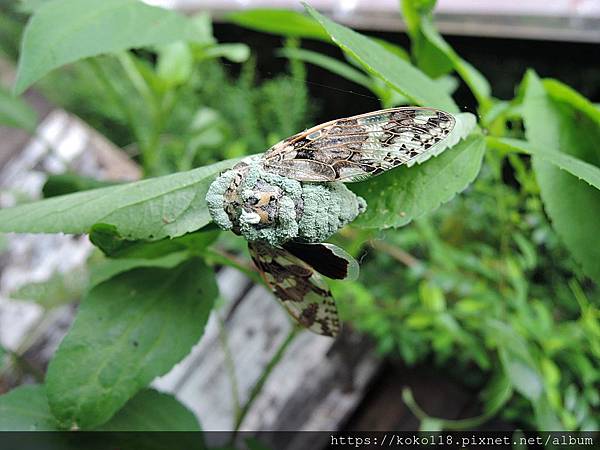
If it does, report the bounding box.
[0,386,201,438]
[351,114,481,229]
[304,3,457,112]
[228,7,409,62]
[401,0,453,78]
[0,385,58,431]
[487,320,543,402]
[10,266,88,309]
[487,137,600,191]
[14,0,214,94]
[0,159,236,240]
[45,258,218,429]
[226,8,329,40]
[0,86,37,131]
[543,78,600,126]
[89,252,189,288]
[97,389,201,431]
[400,1,491,108]
[523,71,600,284]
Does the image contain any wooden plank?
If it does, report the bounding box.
[0,110,140,375]
[156,273,382,439]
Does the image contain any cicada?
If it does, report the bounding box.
[207,107,456,336]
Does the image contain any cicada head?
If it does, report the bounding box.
[206,157,366,246]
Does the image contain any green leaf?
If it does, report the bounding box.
[487,137,600,191]
[480,372,513,415]
[522,71,600,284]
[500,347,543,402]
[89,252,190,288]
[45,258,218,429]
[226,9,329,41]
[543,78,600,126]
[0,159,236,240]
[533,396,563,430]
[401,0,453,78]
[89,224,220,259]
[0,385,58,431]
[156,42,194,88]
[17,0,52,14]
[10,266,88,308]
[97,389,201,431]
[489,321,543,402]
[14,0,215,94]
[0,86,37,131]
[351,114,481,228]
[202,43,251,63]
[42,173,118,198]
[304,3,457,112]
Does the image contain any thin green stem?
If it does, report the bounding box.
[115,52,163,173]
[217,313,241,420]
[116,52,158,117]
[402,387,507,430]
[232,326,300,434]
[86,58,143,147]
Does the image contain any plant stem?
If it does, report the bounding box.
[217,314,241,421]
[402,387,506,430]
[115,52,163,174]
[85,58,143,148]
[232,326,300,434]
[369,238,422,268]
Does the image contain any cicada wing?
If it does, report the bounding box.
[248,241,340,337]
[283,242,359,281]
[262,107,456,182]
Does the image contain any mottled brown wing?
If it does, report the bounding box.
[262,107,456,182]
[248,241,340,337]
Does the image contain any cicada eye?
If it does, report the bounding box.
[247,196,260,206]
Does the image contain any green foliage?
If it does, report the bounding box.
[42,173,118,198]
[0,159,236,239]
[10,266,88,308]
[37,48,307,176]
[0,385,57,430]
[522,72,600,284]
[45,258,217,429]
[401,0,491,110]
[0,385,202,432]
[14,0,214,94]
[335,168,600,430]
[487,137,600,191]
[97,389,201,431]
[227,8,328,41]
[305,4,458,112]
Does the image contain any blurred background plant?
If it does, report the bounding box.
[0,0,598,435]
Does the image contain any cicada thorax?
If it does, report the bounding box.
[219,159,300,233]
[206,157,365,247]
[223,162,304,234]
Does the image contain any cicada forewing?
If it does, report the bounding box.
[262,107,456,182]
